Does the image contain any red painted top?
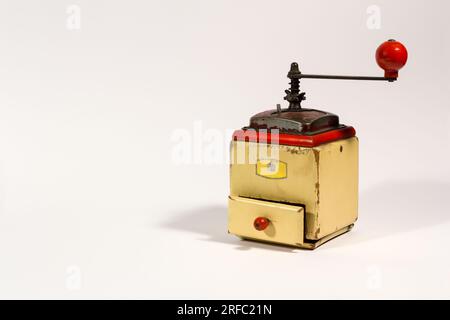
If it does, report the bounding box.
[232,126,356,148]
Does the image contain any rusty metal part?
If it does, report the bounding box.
[248,108,341,135]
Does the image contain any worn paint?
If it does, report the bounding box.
[229,137,358,247]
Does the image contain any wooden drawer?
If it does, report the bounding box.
[228,196,304,246]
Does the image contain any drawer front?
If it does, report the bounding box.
[228,196,304,246]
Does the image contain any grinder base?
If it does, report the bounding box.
[238,224,353,250]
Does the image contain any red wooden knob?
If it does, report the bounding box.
[376,39,408,79]
[254,217,270,231]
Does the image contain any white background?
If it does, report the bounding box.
[0,0,449,299]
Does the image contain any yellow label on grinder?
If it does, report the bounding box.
[256,159,287,179]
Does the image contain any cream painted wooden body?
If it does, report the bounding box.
[228,137,358,249]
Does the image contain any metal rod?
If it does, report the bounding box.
[299,74,396,82]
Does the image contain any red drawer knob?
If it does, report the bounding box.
[254,217,270,231]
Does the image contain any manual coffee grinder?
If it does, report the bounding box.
[228,39,408,249]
